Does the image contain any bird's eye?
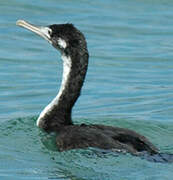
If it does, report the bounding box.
[48,29,52,35]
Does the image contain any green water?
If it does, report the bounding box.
[0,0,173,179]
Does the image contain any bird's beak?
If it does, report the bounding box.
[16,20,52,43]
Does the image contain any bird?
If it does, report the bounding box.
[16,20,159,156]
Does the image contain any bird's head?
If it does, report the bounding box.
[16,20,87,55]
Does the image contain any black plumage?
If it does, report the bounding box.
[17,20,173,161]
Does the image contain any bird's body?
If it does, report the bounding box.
[16,20,160,157]
[56,124,158,155]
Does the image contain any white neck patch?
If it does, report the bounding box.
[58,38,67,49]
[36,54,72,127]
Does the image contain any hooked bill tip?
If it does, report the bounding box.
[16,19,27,26]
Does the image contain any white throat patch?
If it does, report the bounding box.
[58,38,67,49]
[36,54,72,127]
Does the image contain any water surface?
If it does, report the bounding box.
[0,0,173,179]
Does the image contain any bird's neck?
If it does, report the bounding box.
[37,52,88,131]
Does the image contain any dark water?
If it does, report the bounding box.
[1,0,173,179]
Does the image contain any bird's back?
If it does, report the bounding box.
[56,124,158,155]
